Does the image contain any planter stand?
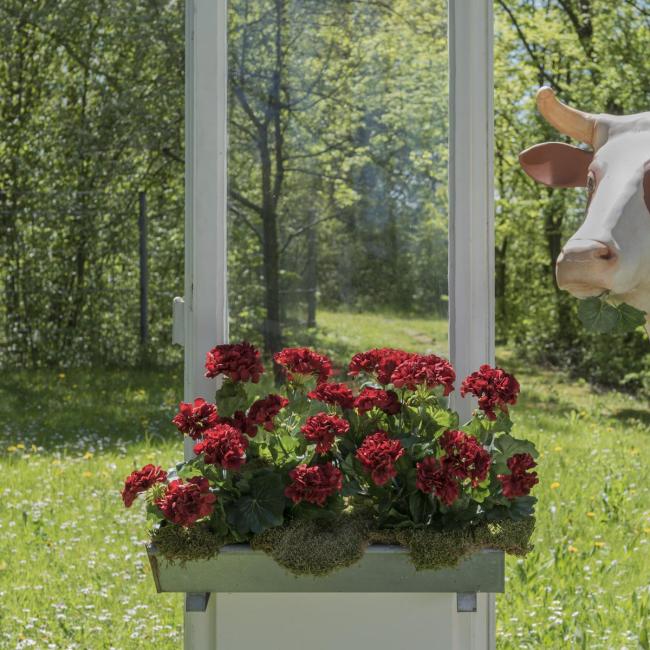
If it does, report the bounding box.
[147,544,504,613]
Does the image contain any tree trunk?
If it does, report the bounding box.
[262,207,282,354]
[305,221,317,328]
[495,235,508,342]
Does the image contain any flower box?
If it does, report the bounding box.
[147,543,504,596]
[125,343,537,612]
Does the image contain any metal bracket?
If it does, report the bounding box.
[172,297,185,346]
[456,592,477,613]
[186,592,210,612]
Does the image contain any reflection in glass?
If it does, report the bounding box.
[228,1,448,365]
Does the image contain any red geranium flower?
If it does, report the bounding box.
[460,364,520,420]
[217,410,257,437]
[354,387,401,416]
[273,347,332,384]
[156,477,217,527]
[497,453,539,498]
[415,456,460,506]
[172,398,219,440]
[301,413,350,454]
[248,394,289,432]
[348,348,413,385]
[390,354,456,395]
[440,429,491,487]
[307,382,355,410]
[355,431,405,486]
[122,464,167,508]
[285,463,343,506]
[193,424,249,470]
[205,341,264,383]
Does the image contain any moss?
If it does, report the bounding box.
[150,522,225,565]
[150,516,535,576]
[472,517,536,557]
[368,518,535,571]
[251,515,372,576]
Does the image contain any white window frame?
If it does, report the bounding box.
[182,1,495,647]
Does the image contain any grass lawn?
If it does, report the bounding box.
[1,311,648,649]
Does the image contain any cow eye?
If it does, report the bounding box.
[586,172,596,195]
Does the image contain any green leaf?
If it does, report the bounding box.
[639,625,649,650]
[145,503,165,523]
[470,484,491,504]
[491,433,538,475]
[341,477,362,497]
[507,496,537,520]
[432,408,458,430]
[176,462,203,479]
[578,297,621,333]
[408,491,431,524]
[340,453,355,473]
[292,501,341,520]
[215,380,249,417]
[577,297,646,334]
[613,302,647,333]
[225,473,286,534]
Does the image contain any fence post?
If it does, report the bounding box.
[138,191,149,348]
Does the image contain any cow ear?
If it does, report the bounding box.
[519,142,594,188]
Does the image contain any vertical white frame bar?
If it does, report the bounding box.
[184,0,227,647]
[449,0,495,415]
[449,2,496,649]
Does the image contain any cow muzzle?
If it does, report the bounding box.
[556,239,618,298]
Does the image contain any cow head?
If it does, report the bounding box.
[519,87,650,333]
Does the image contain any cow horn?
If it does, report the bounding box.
[536,86,595,146]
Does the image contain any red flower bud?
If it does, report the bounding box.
[301,413,349,454]
[122,464,167,508]
[193,424,249,470]
[273,347,332,384]
[356,431,404,486]
[461,364,520,420]
[205,341,264,383]
[285,462,343,506]
[156,477,217,527]
[172,398,219,440]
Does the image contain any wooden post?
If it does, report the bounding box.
[138,190,149,348]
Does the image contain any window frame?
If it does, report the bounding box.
[182,0,495,647]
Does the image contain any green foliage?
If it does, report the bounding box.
[226,0,449,352]
[577,298,624,333]
[2,0,647,397]
[490,433,539,475]
[225,472,287,535]
[0,0,185,366]
[137,344,539,568]
[577,297,647,334]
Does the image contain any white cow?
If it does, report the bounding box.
[519,87,650,335]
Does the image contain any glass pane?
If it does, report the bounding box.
[228,0,448,366]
